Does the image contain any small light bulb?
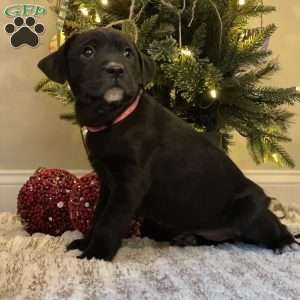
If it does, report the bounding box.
[180,48,193,57]
[101,0,109,5]
[95,14,101,23]
[296,86,300,92]
[210,89,217,99]
[272,153,279,163]
[80,7,89,16]
[60,31,66,44]
[238,0,246,5]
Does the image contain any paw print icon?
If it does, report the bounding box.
[5,16,45,48]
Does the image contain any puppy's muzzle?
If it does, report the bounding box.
[104,62,125,79]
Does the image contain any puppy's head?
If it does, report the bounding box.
[38,28,155,127]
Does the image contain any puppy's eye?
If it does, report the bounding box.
[82,46,95,58]
[123,48,132,58]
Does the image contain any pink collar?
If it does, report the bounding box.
[86,91,142,133]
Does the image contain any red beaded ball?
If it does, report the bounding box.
[69,172,100,234]
[68,173,142,237]
[17,168,78,236]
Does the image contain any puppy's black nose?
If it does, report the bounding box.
[104,62,125,78]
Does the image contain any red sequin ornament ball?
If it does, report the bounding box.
[69,172,100,234]
[69,172,143,237]
[17,168,78,236]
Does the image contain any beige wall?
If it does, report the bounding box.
[0,0,299,171]
[230,0,300,169]
[0,0,90,170]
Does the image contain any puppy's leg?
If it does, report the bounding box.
[76,167,146,261]
[228,183,298,252]
[66,198,106,252]
[140,219,231,247]
[171,233,226,247]
[66,238,88,252]
[140,218,179,241]
[228,184,272,234]
[66,173,111,252]
[240,209,298,252]
[187,186,269,245]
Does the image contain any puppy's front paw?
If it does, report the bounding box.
[77,231,121,261]
[66,238,89,252]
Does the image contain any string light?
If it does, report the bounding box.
[272,153,279,163]
[238,0,246,5]
[101,0,109,6]
[180,48,193,57]
[95,13,101,23]
[240,32,245,39]
[296,86,300,92]
[79,7,89,16]
[210,89,218,99]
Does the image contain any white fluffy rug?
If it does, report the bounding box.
[1,209,300,300]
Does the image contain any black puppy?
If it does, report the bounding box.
[38,28,299,260]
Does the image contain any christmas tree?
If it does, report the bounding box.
[36,0,300,167]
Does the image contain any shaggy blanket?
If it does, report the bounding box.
[0,208,300,300]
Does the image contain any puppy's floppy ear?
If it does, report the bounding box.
[136,48,156,87]
[38,35,75,84]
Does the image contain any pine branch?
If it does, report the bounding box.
[138,14,159,49]
[221,130,234,153]
[191,23,206,51]
[246,134,295,167]
[269,142,295,168]
[60,113,76,121]
[36,80,74,104]
[237,60,278,86]
[147,36,177,61]
[35,78,51,92]
[240,25,277,52]
[239,2,276,19]
[255,87,300,106]
[247,136,264,164]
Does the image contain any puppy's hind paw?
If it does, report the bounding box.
[273,242,300,255]
[290,242,300,251]
[66,238,88,252]
[273,248,283,255]
[171,233,198,247]
[294,233,300,244]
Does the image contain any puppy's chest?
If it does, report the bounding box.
[85,106,158,171]
[86,131,146,170]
